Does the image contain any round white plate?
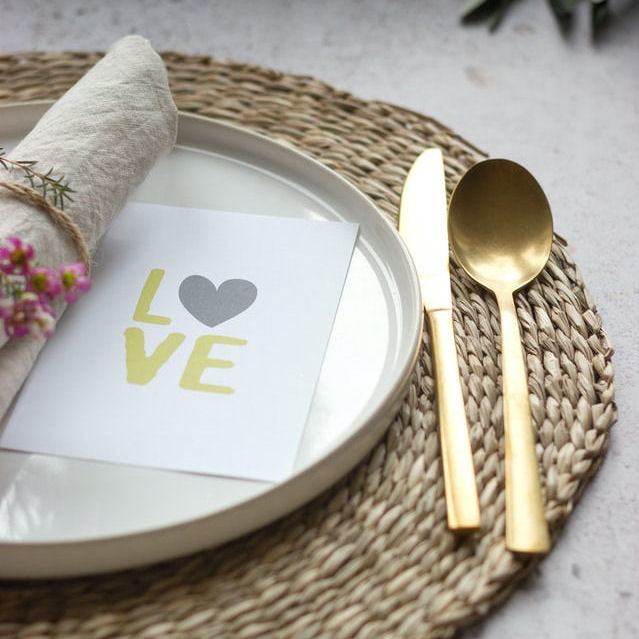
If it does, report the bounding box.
[0,102,422,579]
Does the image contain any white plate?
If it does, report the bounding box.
[0,102,422,579]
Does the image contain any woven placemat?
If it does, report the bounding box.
[0,51,616,639]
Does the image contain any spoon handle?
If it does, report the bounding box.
[428,309,480,531]
[497,292,550,554]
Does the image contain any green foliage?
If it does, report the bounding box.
[0,148,74,210]
[460,0,610,33]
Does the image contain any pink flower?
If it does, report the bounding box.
[0,236,92,340]
[27,266,62,300]
[1,292,55,338]
[0,236,34,276]
[59,262,90,303]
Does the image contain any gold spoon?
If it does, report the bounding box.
[448,159,552,554]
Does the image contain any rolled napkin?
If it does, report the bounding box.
[0,35,178,418]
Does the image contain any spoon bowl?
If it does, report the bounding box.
[448,158,553,554]
[448,159,553,293]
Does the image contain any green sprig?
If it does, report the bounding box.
[460,0,610,33]
[0,147,74,210]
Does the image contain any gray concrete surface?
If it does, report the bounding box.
[1,1,638,636]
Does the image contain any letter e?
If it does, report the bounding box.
[179,335,247,394]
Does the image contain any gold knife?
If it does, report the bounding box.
[399,148,480,531]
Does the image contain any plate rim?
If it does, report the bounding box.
[0,101,422,577]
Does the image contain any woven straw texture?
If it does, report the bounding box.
[0,51,616,639]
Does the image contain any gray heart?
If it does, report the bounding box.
[178,275,257,327]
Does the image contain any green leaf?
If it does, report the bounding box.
[591,0,609,28]
[547,0,577,28]
[461,0,504,22]
[460,0,494,19]
[488,0,516,30]
[552,0,578,14]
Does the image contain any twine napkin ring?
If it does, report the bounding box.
[0,180,91,272]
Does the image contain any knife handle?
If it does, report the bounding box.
[428,309,481,531]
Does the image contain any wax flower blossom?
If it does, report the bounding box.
[1,293,55,338]
[59,263,91,303]
[0,236,90,339]
[28,266,63,299]
[0,236,34,276]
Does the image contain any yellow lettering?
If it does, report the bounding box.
[179,335,247,394]
[124,327,185,385]
[133,269,171,325]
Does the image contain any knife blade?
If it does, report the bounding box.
[399,148,480,530]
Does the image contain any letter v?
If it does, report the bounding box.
[124,327,185,385]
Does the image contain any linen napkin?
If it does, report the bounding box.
[0,35,178,419]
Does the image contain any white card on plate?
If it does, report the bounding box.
[0,203,359,483]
